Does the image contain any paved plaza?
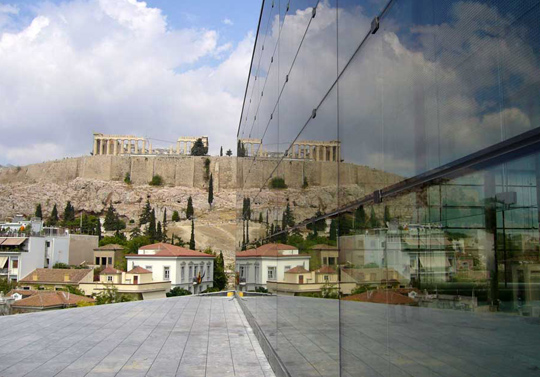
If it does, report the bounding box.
[0,296,275,377]
[242,296,540,377]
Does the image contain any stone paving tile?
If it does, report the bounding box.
[0,296,275,377]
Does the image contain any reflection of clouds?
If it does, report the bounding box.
[240,0,539,179]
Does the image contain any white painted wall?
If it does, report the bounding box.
[236,256,311,289]
[18,237,46,280]
[45,236,70,267]
[126,256,214,292]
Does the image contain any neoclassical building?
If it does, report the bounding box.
[93,133,209,156]
[238,138,341,161]
[125,243,215,293]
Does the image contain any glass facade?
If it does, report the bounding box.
[236,1,540,376]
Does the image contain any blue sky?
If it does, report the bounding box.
[0,0,262,165]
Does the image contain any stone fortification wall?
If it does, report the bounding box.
[0,156,398,190]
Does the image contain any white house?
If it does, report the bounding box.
[125,243,215,293]
[0,237,46,282]
[235,243,311,291]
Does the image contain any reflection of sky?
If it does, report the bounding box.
[239,0,540,179]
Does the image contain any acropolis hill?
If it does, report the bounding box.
[0,153,401,261]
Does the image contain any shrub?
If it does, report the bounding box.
[166,287,192,297]
[171,210,180,222]
[302,176,308,189]
[269,177,287,189]
[124,172,131,184]
[201,287,221,293]
[149,175,163,186]
[255,286,268,293]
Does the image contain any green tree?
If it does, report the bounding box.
[124,172,131,184]
[269,177,287,189]
[220,146,223,156]
[186,196,194,219]
[354,205,367,230]
[95,285,133,305]
[258,212,263,223]
[204,158,211,181]
[96,219,102,240]
[383,206,391,225]
[369,207,380,228]
[63,201,75,223]
[213,251,227,290]
[283,202,295,228]
[171,210,180,222]
[0,277,16,295]
[35,203,43,219]
[139,200,152,225]
[208,174,214,207]
[237,140,246,157]
[104,204,118,231]
[48,204,59,226]
[191,138,208,156]
[156,221,163,242]
[329,219,337,241]
[189,218,195,250]
[146,209,157,242]
[162,209,168,242]
[130,226,141,238]
[226,149,232,156]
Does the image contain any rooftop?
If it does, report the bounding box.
[100,266,123,275]
[94,244,125,251]
[285,266,309,274]
[127,266,152,274]
[11,291,94,309]
[130,242,214,258]
[19,268,93,284]
[0,296,275,377]
[236,243,309,258]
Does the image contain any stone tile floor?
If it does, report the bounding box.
[242,296,540,377]
[0,296,275,377]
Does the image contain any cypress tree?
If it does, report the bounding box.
[354,205,367,230]
[162,209,168,242]
[258,212,263,223]
[189,218,195,250]
[220,146,223,156]
[186,196,194,219]
[49,204,59,226]
[208,174,214,207]
[329,219,337,241]
[156,221,163,242]
[383,206,391,225]
[104,204,118,231]
[35,204,43,219]
[147,209,156,242]
[63,201,75,222]
[369,207,379,228]
[246,219,249,244]
[139,199,152,225]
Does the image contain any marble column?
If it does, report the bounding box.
[113,139,118,155]
[176,141,180,155]
[149,142,152,154]
[329,146,334,162]
[135,140,139,154]
[93,139,98,156]
[142,140,146,154]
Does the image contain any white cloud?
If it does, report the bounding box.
[0,0,254,165]
[223,18,233,26]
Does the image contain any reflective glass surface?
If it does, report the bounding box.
[236,1,540,376]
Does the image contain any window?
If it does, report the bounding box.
[284,265,291,271]
[206,265,210,280]
[164,266,170,280]
[189,266,193,279]
[145,265,152,271]
[268,267,276,280]
[328,257,336,265]
[12,259,18,269]
[107,276,113,282]
[181,266,185,282]
[95,257,99,265]
[324,275,329,281]
[255,265,260,283]
[46,241,51,247]
[107,257,113,265]
[239,265,245,278]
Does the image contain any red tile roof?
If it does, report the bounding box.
[19,268,93,284]
[100,267,123,275]
[6,289,39,298]
[130,243,214,258]
[285,266,309,274]
[343,290,415,305]
[236,243,308,258]
[11,291,94,308]
[127,266,152,274]
[316,266,337,274]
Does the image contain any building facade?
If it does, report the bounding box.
[125,243,214,293]
[235,243,311,291]
[236,1,540,376]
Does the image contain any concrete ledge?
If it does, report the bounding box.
[235,293,291,377]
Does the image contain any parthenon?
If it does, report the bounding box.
[93,134,150,156]
[238,138,341,162]
[93,133,209,156]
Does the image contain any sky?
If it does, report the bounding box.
[0,0,262,165]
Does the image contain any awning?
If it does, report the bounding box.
[0,238,6,245]
[0,256,8,269]
[419,255,447,270]
[1,237,27,246]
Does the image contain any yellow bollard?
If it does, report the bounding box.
[227,291,234,297]
[238,292,244,297]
